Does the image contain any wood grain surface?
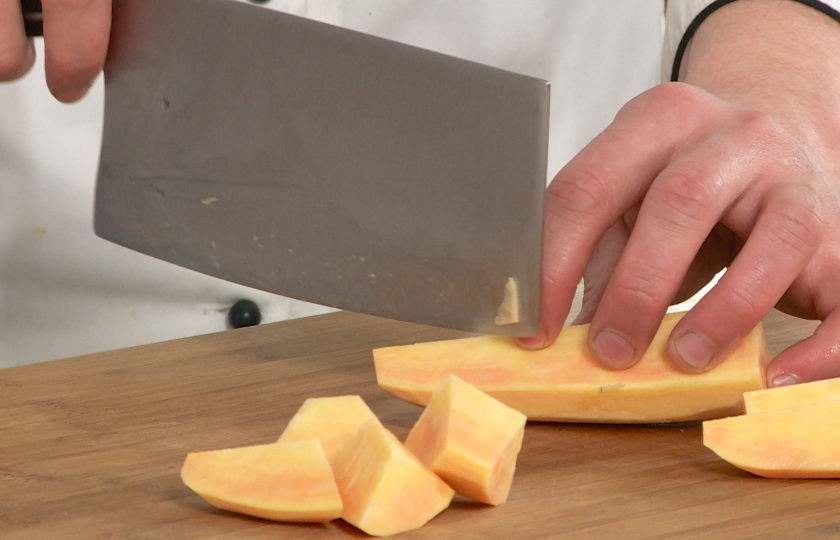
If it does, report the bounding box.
[0,309,836,539]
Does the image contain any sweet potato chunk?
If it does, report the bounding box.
[405,374,526,505]
[331,418,454,536]
[278,395,376,461]
[703,399,840,478]
[180,440,342,522]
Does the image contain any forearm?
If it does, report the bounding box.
[678,0,840,172]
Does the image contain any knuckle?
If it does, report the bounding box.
[611,263,671,309]
[736,110,789,148]
[728,284,764,322]
[546,167,613,227]
[649,169,722,230]
[767,186,824,254]
[620,82,705,117]
[650,82,708,108]
[733,111,821,178]
[616,280,658,307]
[614,83,721,148]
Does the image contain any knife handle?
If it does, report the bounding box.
[21,0,43,37]
[19,0,271,37]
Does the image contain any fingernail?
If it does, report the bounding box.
[676,331,715,370]
[771,373,800,388]
[515,328,547,350]
[592,329,635,368]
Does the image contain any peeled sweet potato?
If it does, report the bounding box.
[374,312,768,423]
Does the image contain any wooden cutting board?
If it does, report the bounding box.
[0,309,836,539]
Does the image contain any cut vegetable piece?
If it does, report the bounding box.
[405,374,526,505]
[703,399,840,478]
[180,440,342,522]
[374,312,768,423]
[331,418,454,537]
[278,395,377,461]
[744,377,840,414]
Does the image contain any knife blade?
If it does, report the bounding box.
[24,0,549,336]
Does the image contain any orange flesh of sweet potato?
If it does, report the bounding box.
[331,418,454,537]
[374,312,768,423]
[703,399,840,478]
[743,377,840,414]
[405,374,526,505]
[180,440,342,522]
[278,395,377,461]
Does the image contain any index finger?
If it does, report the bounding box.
[41,0,110,102]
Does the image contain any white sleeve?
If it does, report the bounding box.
[662,0,840,82]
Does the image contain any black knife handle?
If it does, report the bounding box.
[22,0,43,37]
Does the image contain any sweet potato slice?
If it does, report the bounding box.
[374,312,768,423]
[743,377,840,414]
[405,374,526,505]
[180,440,342,522]
[331,418,454,536]
[703,399,840,478]
[278,395,377,461]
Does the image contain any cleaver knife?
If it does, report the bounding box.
[24,0,549,336]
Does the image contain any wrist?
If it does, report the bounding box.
[678,0,840,176]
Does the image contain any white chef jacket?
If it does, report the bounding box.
[0,0,837,367]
